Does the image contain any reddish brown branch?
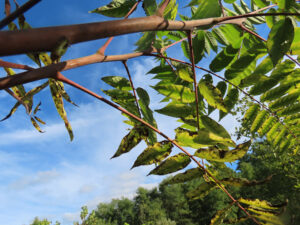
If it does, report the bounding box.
[98,0,143,55]
[122,60,141,117]
[55,72,260,225]
[0,59,33,70]
[156,0,171,17]
[187,31,200,131]
[0,0,41,29]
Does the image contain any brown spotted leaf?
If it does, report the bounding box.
[131,141,173,169]
[148,153,191,176]
[112,125,148,158]
[164,168,204,185]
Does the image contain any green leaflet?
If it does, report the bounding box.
[249,60,294,96]
[266,18,294,66]
[186,182,216,200]
[194,140,251,162]
[258,116,276,136]
[205,31,218,53]
[277,103,300,116]
[238,198,280,211]
[242,104,260,127]
[148,153,191,175]
[209,45,239,72]
[153,84,194,103]
[260,83,293,102]
[131,141,173,169]
[224,53,257,80]
[191,0,221,21]
[135,32,156,52]
[198,79,227,113]
[273,0,295,9]
[193,30,205,64]
[280,134,292,151]
[181,41,190,61]
[210,204,233,225]
[164,168,204,185]
[137,88,157,145]
[142,0,157,16]
[216,81,227,98]
[253,0,270,8]
[103,89,136,101]
[240,56,273,88]
[218,24,244,48]
[251,110,268,133]
[49,79,73,141]
[269,92,300,110]
[291,27,300,55]
[200,115,231,139]
[219,88,239,120]
[177,67,193,83]
[175,128,207,149]
[195,128,236,147]
[112,126,147,158]
[266,123,280,142]
[212,28,230,46]
[273,128,287,147]
[220,176,273,187]
[155,102,193,118]
[89,0,137,17]
[101,76,132,91]
[147,65,173,74]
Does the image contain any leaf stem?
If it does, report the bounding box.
[0,59,33,70]
[122,60,141,118]
[187,30,200,131]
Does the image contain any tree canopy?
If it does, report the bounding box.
[1,0,300,224]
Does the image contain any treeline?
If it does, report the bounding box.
[31,141,300,225]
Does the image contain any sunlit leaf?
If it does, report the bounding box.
[267,18,294,66]
[89,0,137,17]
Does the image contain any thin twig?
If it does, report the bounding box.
[5,0,11,16]
[0,59,33,70]
[55,72,261,225]
[122,60,141,117]
[98,0,143,55]
[219,0,226,17]
[0,0,41,29]
[187,31,200,131]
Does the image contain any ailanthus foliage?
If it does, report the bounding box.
[1,0,300,224]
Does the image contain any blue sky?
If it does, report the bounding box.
[0,1,241,224]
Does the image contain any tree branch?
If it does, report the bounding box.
[0,59,33,70]
[1,12,298,56]
[0,0,41,29]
